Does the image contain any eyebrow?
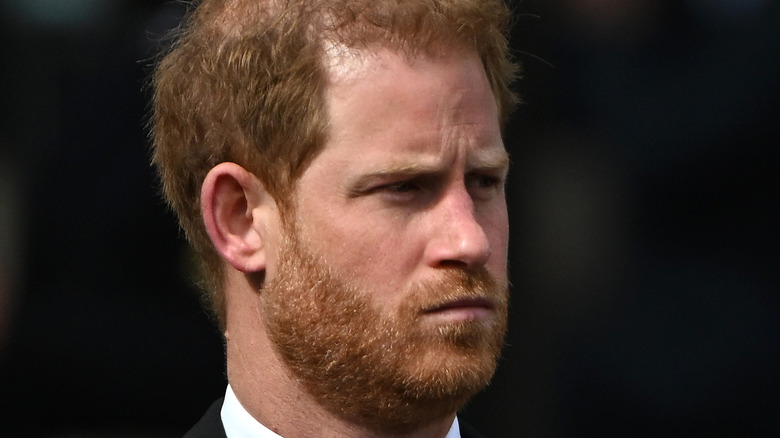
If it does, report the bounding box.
[468,150,511,172]
[346,149,510,195]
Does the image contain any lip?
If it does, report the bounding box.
[422,296,497,322]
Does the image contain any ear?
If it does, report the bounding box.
[201,162,277,273]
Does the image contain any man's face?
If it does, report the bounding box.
[260,47,510,431]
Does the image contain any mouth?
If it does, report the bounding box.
[421,296,497,323]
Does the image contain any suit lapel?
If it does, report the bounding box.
[183,398,227,438]
[459,419,488,438]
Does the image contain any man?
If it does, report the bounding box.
[151,0,517,436]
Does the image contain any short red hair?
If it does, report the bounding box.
[150,0,518,328]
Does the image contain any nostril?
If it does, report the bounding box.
[438,259,470,269]
[427,231,491,269]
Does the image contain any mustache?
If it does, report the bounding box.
[403,268,509,315]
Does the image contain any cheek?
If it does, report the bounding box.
[348,226,425,276]
[299,210,425,283]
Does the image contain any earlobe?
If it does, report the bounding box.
[201,162,274,273]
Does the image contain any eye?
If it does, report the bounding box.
[469,173,503,189]
[372,177,433,205]
[384,180,420,193]
[467,173,505,200]
[475,175,501,189]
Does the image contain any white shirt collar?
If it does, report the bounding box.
[220,385,461,438]
[221,384,282,438]
[446,416,463,438]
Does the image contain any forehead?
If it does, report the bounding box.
[319,47,504,167]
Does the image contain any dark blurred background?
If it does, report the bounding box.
[1,0,778,436]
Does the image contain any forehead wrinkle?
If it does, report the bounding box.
[436,120,504,172]
[433,78,500,150]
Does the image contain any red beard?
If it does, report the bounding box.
[260,231,509,433]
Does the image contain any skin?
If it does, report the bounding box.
[201,46,510,438]
[295,47,510,313]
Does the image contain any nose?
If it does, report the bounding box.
[424,186,492,270]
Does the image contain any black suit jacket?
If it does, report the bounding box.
[183,398,486,438]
